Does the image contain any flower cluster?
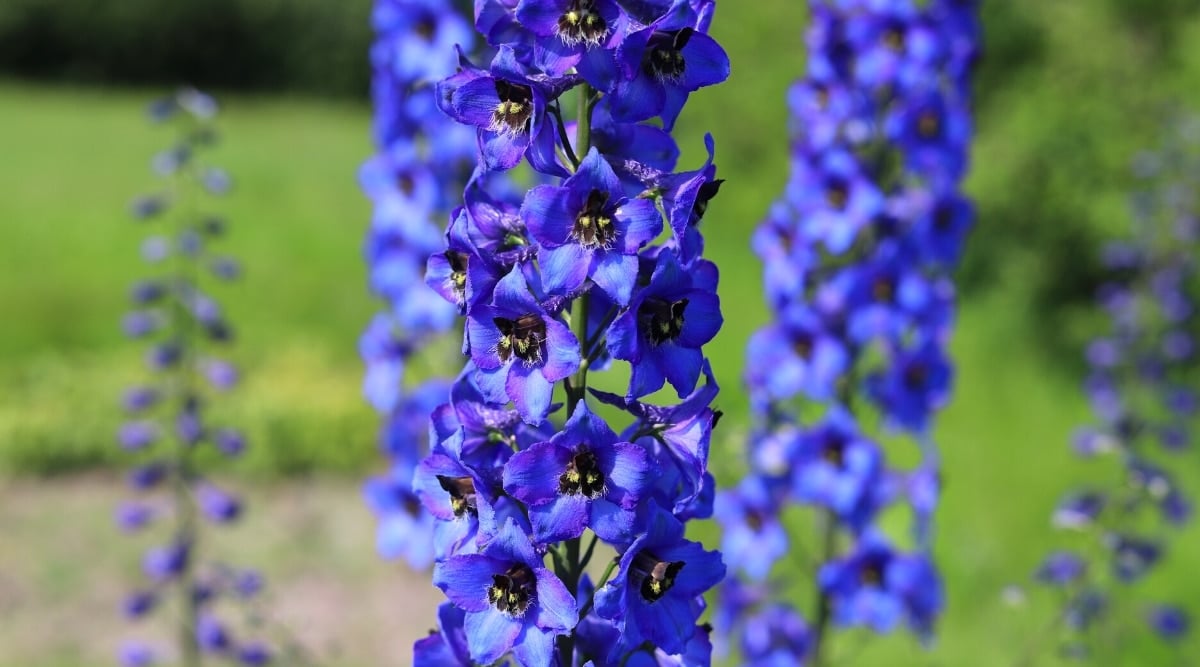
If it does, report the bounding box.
[1029,118,1199,657]
[359,0,482,569]
[412,1,731,665]
[119,90,272,666]
[715,0,978,662]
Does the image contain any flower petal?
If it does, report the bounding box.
[503,442,570,505]
[464,608,523,664]
[433,555,501,612]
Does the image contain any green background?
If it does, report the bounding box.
[1,0,1199,665]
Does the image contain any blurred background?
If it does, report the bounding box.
[1,0,1199,665]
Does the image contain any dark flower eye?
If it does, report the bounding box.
[556,0,609,46]
[491,80,535,135]
[488,564,537,615]
[494,314,548,364]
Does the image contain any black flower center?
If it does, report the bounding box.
[416,16,437,40]
[904,363,928,389]
[933,203,954,230]
[826,179,849,210]
[495,314,547,364]
[745,509,764,532]
[822,433,847,467]
[397,173,415,196]
[559,447,605,497]
[644,29,693,82]
[918,111,941,139]
[574,189,617,248]
[436,475,478,518]
[872,277,895,302]
[445,251,469,298]
[643,298,688,345]
[488,564,536,616]
[692,179,724,221]
[403,496,422,518]
[792,333,814,360]
[634,551,685,602]
[883,26,905,51]
[492,80,534,135]
[557,0,609,46]
[860,560,885,587]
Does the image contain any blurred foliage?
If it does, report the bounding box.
[0,0,374,97]
[0,0,1199,480]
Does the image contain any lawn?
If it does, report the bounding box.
[2,1,1200,663]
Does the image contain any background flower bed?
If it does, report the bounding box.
[1,0,1200,664]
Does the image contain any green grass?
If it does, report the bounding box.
[3,0,1200,663]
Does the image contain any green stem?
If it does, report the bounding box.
[808,508,838,667]
[578,557,619,619]
[558,81,597,667]
[173,121,201,667]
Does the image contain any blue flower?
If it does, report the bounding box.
[714,478,788,582]
[1035,551,1087,587]
[433,519,577,666]
[466,266,580,423]
[503,401,652,544]
[740,603,810,667]
[515,0,625,81]
[413,602,477,667]
[745,305,848,404]
[119,641,157,667]
[364,464,438,569]
[437,47,571,175]
[591,359,719,512]
[1146,605,1190,642]
[594,506,725,656]
[820,537,942,638]
[790,410,886,531]
[523,147,662,304]
[610,3,730,130]
[608,250,722,399]
[1105,534,1161,582]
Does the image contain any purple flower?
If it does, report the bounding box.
[1035,551,1087,587]
[503,401,652,544]
[523,147,662,304]
[714,478,788,582]
[790,410,886,531]
[413,602,473,667]
[119,641,157,667]
[116,502,157,533]
[1146,605,1190,642]
[196,614,231,653]
[608,250,722,399]
[197,484,242,524]
[118,421,159,451]
[236,641,272,665]
[594,507,725,657]
[433,519,577,665]
[142,540,191,583]
[610,5,730,130]
[817,534,942,638]
[741,603,810,667]
[364,465,438,569]
[466,267,580,423]
[437,47,569,175]
[515,0,624,81]
[122,590,158,618]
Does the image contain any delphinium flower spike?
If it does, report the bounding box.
[715,1,979,664]
[414,1,731,665]
[1026,117,1199,660]
[359,0,486,571]
[119,90,275,666]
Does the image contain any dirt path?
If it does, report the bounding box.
[0,475,443,667]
